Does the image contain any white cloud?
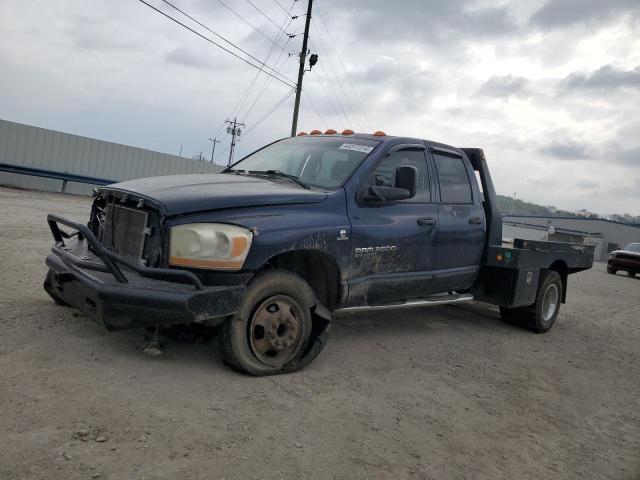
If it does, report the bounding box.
[0,0,639,214]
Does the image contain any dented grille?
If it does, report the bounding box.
[102,204,149,264]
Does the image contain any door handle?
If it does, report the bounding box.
[417,217,437,226]
[469,217,483,225]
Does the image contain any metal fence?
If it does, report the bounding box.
[0,119,222,195]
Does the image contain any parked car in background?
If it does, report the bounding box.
[608,243,640,277]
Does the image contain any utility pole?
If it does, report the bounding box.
[291,0,314,137]
[511,192,517,215]
[209,137,221,163]
[225,118,245,166]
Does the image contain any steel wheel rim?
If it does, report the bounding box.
[248,295,305,367]
[542,283,559,322]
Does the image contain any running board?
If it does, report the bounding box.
[336,293,474,314]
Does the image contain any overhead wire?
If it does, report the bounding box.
[237,0,300,123]
[302,90,328,129]
[242,88,296,138]
[213,0,289,53]
[308,38,352,127]
[314,0,373,130]
[139,0,296,88]
[234,1,297,123]
[310,21,363,131]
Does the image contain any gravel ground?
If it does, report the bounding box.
[1,185,639,480]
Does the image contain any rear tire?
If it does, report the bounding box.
[218,270,321,376]
[500,270,563,334]
[607,267,617,274]
[628,272,636,278]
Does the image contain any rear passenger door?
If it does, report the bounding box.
[430,147,485,292]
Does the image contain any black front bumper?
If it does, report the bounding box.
[45,214,246,331]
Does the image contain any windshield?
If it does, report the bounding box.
[229,136,381,189]
[624,243,640,252]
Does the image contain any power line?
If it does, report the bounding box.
[214,0,289,53]
[138,0,296,88]
[242,88,296,138]
[302,90,328,129]
[308,38,352,127]
[154,0,296,87]
[213,88,294,164]
[270,0,292,16]
[231,1,297,123]
[310,21,363,131]
[240,38,293,122]
[314,1,373,130]
[244,0,286,33]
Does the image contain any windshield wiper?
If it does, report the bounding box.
[222,167,246,175]
[249,170,310,189]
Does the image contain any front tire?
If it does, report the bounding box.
[218,270,319,376]
[500,270,563,334]
[628,271,636,278]
[607,267,617,274]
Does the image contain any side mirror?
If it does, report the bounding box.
[395,165,417,197]
[357,185,412,204]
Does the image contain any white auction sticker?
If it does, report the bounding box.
[338,143,374,154]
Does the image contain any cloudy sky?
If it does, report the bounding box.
[1,0,639,214]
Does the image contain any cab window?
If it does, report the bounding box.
[433,154,473,204]
[370,149,430,202]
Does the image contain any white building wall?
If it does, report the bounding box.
[0,119,223,195]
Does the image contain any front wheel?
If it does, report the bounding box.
[607,267,617,274]
[218,270,326,376]
[500,270,563,334]
[628,272,637,278]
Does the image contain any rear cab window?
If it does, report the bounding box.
[432,153,474,204]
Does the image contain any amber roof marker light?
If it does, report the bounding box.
[309,129,322,135]
[373,131,387,137]
[324,129,337,135]
[342,129,354,135]
[297,131,308,136]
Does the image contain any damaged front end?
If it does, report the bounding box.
[44,202,247,331]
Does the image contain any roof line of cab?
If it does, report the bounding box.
[295,130,466,157]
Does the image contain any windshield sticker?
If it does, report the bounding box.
[339,143,374,154]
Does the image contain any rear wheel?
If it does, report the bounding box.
[607,267,617,274]
[628,272,636,278]
[500,270,563,333]
[218,270,322,376]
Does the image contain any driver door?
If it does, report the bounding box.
[346,145,439,306]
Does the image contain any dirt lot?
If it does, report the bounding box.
[0,185,639,480]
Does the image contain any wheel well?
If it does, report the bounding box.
[262,250,341,310]
[548,260,568,303]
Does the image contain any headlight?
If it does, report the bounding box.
[169,223,252,271]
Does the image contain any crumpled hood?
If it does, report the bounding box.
[102,174,327,215]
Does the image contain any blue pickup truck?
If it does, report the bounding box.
[44,131,594,375]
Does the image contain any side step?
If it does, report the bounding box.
[336,293,474,314]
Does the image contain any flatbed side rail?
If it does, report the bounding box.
[513,238,595,254]
[47,213,204,290]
